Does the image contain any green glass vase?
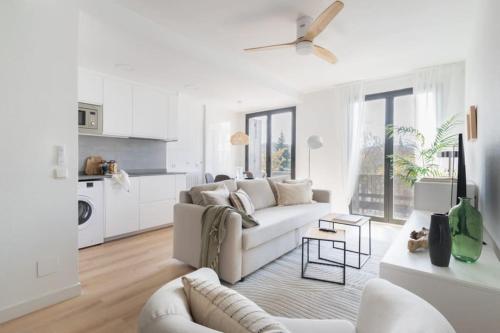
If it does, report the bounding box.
[448,197,483,263]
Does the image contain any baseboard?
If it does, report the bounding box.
[0,282,81,324]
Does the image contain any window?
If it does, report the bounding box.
[245,108,296,179]
[351,88,414,223]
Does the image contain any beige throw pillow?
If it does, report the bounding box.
[189,180,236,205]
[182,276,290,333]
[200,184,231,206]
[229,189,255,215]
[275,182,313,206]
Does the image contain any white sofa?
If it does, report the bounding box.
[173,178,331,284]
[138,268,456,333]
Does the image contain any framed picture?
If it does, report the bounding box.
[467,106,477,140]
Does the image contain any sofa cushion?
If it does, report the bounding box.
[229,189,255,215]
[182,276,290,333]
[275,182,313,206]
[189,180,237,205]
[237,179,276,210]
[242,203,330,250]
[267,175,289,201]
[201,185,231,206]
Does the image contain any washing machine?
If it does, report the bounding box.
[78,180,104,249]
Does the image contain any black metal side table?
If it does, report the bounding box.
[301,227,346,285]
[318,214,372,269]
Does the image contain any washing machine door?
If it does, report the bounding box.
[78,197,94,230]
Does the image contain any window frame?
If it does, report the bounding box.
[352,88,414,224]
[245,107,296,179]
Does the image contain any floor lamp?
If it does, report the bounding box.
[307,135,324,178]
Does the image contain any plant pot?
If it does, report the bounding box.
[428,213,452,267]
[448,197,483,263]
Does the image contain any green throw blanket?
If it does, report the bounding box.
[200,205,259,274]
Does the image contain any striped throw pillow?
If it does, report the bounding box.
[182,276,290,333]
[229,189,255,215]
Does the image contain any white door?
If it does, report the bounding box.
[104,178,139,238]
[78,68,103,105]
[102,78,133,136]
[133,86,168,139]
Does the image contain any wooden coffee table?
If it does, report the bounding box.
[301,227,346,285]
[319,213,372,269]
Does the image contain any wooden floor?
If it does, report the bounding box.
[0,227,193,333]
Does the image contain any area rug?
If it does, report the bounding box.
[230,223,399,324]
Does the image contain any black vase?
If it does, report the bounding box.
[428,213,452,267]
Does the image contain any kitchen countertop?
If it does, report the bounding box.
[78,169,186,181]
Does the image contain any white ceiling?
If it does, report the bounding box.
[78,0,475,112]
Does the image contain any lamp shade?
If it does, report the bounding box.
[307,135,323,149]
[230,131,249,145]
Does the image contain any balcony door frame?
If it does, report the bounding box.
[245,107,296,179]
[363,87,413,224]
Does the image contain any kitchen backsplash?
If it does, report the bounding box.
[79,135,166,172]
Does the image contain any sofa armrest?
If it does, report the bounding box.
[173,203,243,284]
[313,189,331,203]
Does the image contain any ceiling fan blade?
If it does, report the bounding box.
[313,45,337,64]
[244,42,296,52]
[304,1,344,41]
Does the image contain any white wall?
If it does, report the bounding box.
[0,0,80,323]
[465,0,500,253]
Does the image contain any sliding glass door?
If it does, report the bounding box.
[246,108,296,179]
[351,88,414,223]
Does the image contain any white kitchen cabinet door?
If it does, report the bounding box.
[139,175,175,202]
[78,68,103,105]
[139,199,175,230]
[102,78,133,137]
[133,86,168,139]
[104,178,139,238]
[166,93,179,141]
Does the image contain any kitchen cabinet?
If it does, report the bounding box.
[166,93,179,141]
[133,86,168,140]
[78,68,103,105]
[102,78,133,137]
[104,177,139,238]
[104,174,187,239]
[139,175,176,230]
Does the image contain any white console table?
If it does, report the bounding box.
[380,210,500,333]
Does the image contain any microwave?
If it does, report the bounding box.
[78,102,102,135]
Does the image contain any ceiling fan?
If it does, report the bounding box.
[244,1,344,64]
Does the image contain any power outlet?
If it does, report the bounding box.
[37,256,59,278]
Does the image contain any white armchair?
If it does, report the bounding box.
[138,268,456,333]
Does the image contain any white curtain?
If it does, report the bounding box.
[205,121,232,175]
[337,82,366,211]
[413,62,465,146]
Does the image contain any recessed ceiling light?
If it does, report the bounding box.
[114,63,134,71]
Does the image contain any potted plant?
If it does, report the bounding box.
[386,114,461,186]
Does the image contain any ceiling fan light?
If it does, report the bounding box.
[296,40,313,55]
